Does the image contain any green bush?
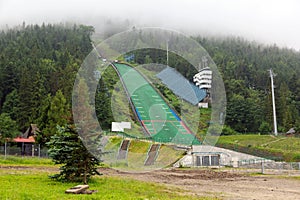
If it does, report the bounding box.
[292,154,300,162]
[221,125,238,135]
[258,121,272,135]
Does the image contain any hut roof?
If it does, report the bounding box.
[22,124,40,138]
[13,136,35,143]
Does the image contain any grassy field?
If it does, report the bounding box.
[156,144,185,166]
[0,156,215,200]
[217,135,300,161]
[0,155,54,166]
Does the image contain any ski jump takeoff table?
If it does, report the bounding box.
[114,63,200,145]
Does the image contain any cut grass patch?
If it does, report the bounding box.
[0,155,54,166]
[128,140,151,154]
[156,145,185,167]
[102,137,186,171]
[104,136,123,151]
[217,135,300,161]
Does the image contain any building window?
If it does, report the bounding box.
[211,155,220,166]
[195,155,220,166]
[196,156,201,166]
[202,156,210,166]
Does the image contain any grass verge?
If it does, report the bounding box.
[217,135,300,161]
[0,159,217,200]
[0,155,54,166]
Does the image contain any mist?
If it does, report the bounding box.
[1,0,300,50]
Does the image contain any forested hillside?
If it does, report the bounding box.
[197,37,300,133]
[0,24,299,145]
[0,23,94,143]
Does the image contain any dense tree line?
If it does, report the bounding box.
[0,23,299,143]
[196,37,300,133]
[0,23,94,143]
[130,49,197,80]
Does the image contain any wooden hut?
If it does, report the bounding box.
[12,124,39,156]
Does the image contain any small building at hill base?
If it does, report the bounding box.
[12,124,39,156]
[174,145,273,168]
[23,124,39,138]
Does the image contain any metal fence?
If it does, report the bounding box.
[237,160,300,175]
[0,142,49,158]
[1,142,300,176]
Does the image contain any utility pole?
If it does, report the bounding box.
[269,69,278,136]
[91,42,102,58]
[4,142,7,159]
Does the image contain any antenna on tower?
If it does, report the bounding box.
[269,69,278,136]
[166,40,169,66]
[198,56,208,71]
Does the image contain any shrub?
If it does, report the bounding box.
[221,125,238,135]
[258,121,272,135]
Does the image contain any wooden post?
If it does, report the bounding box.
[4,142,7,159]
[38,144,41,158]
[261,162,264,174]
[22,142,24,156]
[32,144,34,157]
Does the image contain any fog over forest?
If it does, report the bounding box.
[1,0,300,50]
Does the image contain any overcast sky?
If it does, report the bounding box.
[1,0,300,50]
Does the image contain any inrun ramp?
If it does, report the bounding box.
[113,63,200,145]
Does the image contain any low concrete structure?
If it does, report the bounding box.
[174,145,273,168]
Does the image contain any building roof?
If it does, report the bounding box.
[156,67,206,105]
[13,136,35,143]
[22,124,40,138]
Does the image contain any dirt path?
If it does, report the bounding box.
[100,168,300,200]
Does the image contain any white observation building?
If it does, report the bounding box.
[193,67,212,92]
